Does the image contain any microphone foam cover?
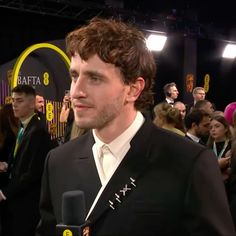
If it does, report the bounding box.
[62,190,86,225]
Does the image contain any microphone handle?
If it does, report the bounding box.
[56,221,91,236]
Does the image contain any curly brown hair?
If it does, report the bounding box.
[66,17,156,110]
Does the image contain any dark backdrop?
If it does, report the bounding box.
[0,8,79,65]
[1,8,235,111]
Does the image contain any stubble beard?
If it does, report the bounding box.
[74,101,123,130]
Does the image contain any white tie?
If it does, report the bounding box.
[100,145,116,179]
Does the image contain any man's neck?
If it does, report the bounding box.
[20,112,35,123]
[94,109,138,144]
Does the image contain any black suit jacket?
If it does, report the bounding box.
[0,130,16,189]
[36,118,235,236]
[1,114,53,236]
[185,134,206,146]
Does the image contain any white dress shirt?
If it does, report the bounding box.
[87,111,145,219]
[186,132,200,143]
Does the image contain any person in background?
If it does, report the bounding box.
[153,102,185,136]
[0,85,53,236]
[36,17,235,236]
[59,91,87,143]
[232,110,236,139]
[214,110,225,117]
[35,94,47,130]
[162,82,179,105]
[59,90,71,124]
[207,115,232,183]
[186,87,206,113]
[35,94,58,146]
[192,100,215,145]
[0,103,19,182]
[173,101,186,120]
[228,116,236,229]
[0,103,19,235]
[184,109,211,145]
[35,95,45,113]
[194,99,215,115]
[224,102,236,126]
[0,103,19,185]
[224,102,236,138]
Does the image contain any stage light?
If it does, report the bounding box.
[222,44,236,58]
[146,34,167,51]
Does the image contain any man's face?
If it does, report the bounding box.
[35,95,44,112]
[174,103,186,120]
[203,102,214,115]
[195,116,211,138]
[69,53,142,130]
[193,89,205,102]
[169,86,179,100]
[12,92,35,120]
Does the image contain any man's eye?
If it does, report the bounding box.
[71,75,78,82]
[89,77,102,83]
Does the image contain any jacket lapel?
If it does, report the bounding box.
[73,131,102,210]
[88,118,157,223]
[13,114,38,158]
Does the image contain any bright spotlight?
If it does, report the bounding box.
[146,34,167,51]
[222,44,236,59]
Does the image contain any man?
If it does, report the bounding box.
[0,85,53,236]
[186,86,206,113]
[35,94,45,113]
[192,87,206,103]
[163,82,179,105]
[173,101,186,120]
[194,99,215,115]
[184,109,211,145]
[35,94,47,130]
[36,18,235,236]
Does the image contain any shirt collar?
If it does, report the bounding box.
[21,113,35,129]
[166,98,174,104]
[186,132,200,143]
[93,111,145,159]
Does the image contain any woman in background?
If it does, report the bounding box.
[207,115,232,183]
[153,102,185,136]
[0,103,19,183]
[0,103,19,235]
[59,92,87,143]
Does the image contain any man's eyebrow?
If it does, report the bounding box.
[12,97,23,101]
[69,69,78,76]
[85,70,106,78]
[69,69,107,79]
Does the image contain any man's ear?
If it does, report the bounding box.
[192,122,197,129]
[126,77,145,103]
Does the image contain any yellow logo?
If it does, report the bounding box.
[5,96,12,104]
[43,72,49,85]
[11,42,70,88]
[204,74,210,93]
[46,102,54,121]
[63,229,73,236]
